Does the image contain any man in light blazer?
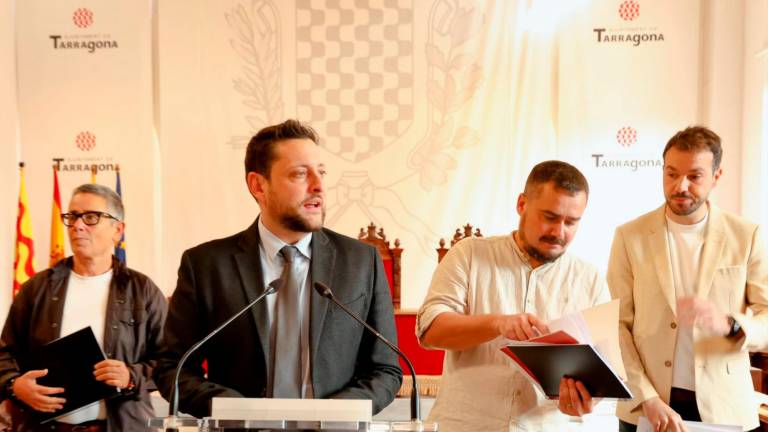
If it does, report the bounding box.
[608,126,768,432]
[153,119,402,418]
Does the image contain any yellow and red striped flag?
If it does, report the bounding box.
[49,165,65,267]
[13,162,36,296]
[90,164,97,183]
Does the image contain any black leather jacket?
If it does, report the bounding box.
[0,256,167,431]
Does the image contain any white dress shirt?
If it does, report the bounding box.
[417,234,609,432]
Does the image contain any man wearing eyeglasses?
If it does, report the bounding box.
[0,183,167,432]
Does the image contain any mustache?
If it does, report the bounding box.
[671,193,692,199]
[301,194,324,204]
[539,236,565,246]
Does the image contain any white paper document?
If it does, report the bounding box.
[500,299,632,399]
[503,299,626,379]
[637,416,741,432]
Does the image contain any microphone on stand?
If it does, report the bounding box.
[167,278,282,424]
[313,282,421,422]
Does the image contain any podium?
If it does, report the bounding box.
[149,398,438,431]
[149,417,437,431]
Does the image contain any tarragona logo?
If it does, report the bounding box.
[618,0,640,21]
[72,8,94,28]
[76,131,96,151]
[616,127,637,147]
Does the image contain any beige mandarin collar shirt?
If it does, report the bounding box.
[417,233,609,432]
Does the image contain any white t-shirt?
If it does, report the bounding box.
[666,212,708,391]
[57,269,112,424]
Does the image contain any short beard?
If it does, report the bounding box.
[280,210,325,233]
[666,194,705,216]
[519,229,564,264]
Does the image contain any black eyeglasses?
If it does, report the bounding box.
[61,211,119,227]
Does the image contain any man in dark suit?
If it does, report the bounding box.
[153,119,402,418]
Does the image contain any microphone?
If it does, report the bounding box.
[168,278,282,419]
[313,282,421,422]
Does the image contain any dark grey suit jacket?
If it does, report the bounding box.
[153,220,402,418]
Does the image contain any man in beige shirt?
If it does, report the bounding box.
[418,160,610,432]
[608,126,768,432]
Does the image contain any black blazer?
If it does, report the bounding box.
[153,220,402,418]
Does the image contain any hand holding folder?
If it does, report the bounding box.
[500,300,633,400]
[16,327,119,423]
[11,369,66,412]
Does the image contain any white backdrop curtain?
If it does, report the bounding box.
[4,0,765,320]
[1,0,156,323]
[158,0,724,308]
[0,0,19,322]
[159,0,574,308]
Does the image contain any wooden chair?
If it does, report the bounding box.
[436,224,483,262]
[358,222,403,309]
[752,352,768,394]
[358,223,445,397]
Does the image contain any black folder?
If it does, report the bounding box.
[17,326,120,423]
[502,344,633,399]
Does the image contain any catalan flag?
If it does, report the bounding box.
[13,162,36,296]
[49,165,66,267]
[90,164,97,183]
[115,165,126,264]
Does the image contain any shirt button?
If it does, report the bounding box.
[51,323,58,328]
[112,325,118,330]
[664,360,672,367]
[117,299,125,304]
[670,322,677,329]
[52,296,59,301]
[107,352,113,357]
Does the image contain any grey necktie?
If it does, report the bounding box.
[272,245,302,398]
